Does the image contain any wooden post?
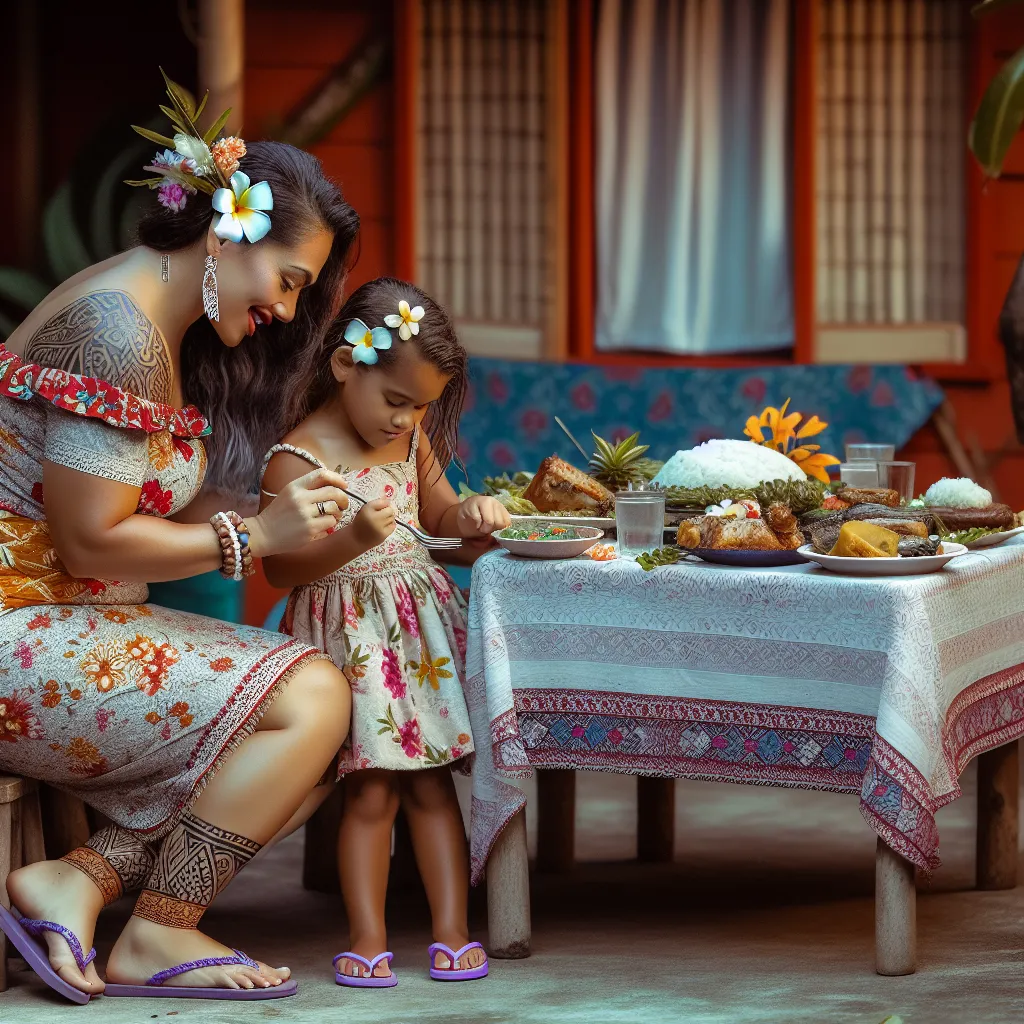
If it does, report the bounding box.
[486,807,531,959]
[39,785,90,859]
[14,0,40,271]
[875,837,917,976]
[976,741,1019,890]
[637,776,675,862]
[535,769,575,873]
[0,800,11,992]
[302,785,343,894]
[198,0,245,134]
[21,786,45,866]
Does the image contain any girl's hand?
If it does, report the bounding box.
[352,498,397,550]
[456,495,511,537]
[247,468,349,556]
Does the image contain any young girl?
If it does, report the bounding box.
[260,278,509,987]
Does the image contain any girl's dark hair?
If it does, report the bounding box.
[137,141,360,495]
[311,277,468,478]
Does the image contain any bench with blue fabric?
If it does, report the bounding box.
[150,358,945,629]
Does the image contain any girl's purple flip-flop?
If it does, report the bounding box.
[428,941,489,981]
[103,950,298,999]
[0,904,96,1004]
[333,951,398,988]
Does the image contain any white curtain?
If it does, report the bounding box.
[595,0,793,354]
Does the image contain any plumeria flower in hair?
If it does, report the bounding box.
[384,299,424,341]
[213,171,274,243]
[345,319,393,365]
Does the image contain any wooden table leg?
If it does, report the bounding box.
[977,740,1019,890]
[38,785,89,858]
[637,776,675,862]
[0,800,11,992]
[875,837,917,976]
[536,769,575,873]
[486,807,531,959]
[21,786,45,865]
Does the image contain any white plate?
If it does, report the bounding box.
[510,514,616,530]
[796,542,969,576]
[496,525,606,559]
[957,525,1024,550]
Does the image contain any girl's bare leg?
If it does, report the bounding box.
[9,658,350,995]
[334,770,400,980]
[401,767,486,970]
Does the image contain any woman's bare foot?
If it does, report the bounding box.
[336,934,392,979]
[431,933,487,971]
[6,860,106,995]
[106,916,290,990]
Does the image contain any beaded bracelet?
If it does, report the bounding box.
[210,512,254,581]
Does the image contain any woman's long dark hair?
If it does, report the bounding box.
[137,141,359,495]
[309,278,468,482]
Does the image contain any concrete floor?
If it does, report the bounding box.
[3,765,1023,1023]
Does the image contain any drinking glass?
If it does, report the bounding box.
[615,490,666,556]
[845,443,895,464]
[878,461,916,504]
[839,462,879,488]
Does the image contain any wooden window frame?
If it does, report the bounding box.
[396,0,999,380]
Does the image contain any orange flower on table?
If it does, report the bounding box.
[743,398,841,483]
[81,642,130,693]
[208,656,234,672]
[125,635,180,697]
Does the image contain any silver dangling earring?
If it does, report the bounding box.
[202,255,220,322]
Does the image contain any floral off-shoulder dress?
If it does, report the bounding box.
[0,345,329,841]
[265,432,474,775]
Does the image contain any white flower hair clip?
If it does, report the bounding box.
[344,319,393,365]
[384,299,424,341]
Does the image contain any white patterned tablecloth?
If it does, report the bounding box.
[464,538,1024,884]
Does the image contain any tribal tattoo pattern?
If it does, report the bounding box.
[24,291,174,405]
[134,813,262,929]
[61,826,156,905]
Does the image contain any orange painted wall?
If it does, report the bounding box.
[901,7,1024,512]
[243,0,397,627]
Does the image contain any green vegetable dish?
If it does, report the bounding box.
[498,524,588,541]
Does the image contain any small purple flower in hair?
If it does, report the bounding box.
[157,182,189,213]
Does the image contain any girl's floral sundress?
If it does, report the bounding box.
[264,433,474,775]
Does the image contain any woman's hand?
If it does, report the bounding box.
[247,468,349,557]
[351,498,397,550]
[456,495,511,537]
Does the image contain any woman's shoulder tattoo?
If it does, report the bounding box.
[24,290,173,405]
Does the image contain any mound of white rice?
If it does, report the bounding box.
[923,477,992,508]
[652,439,805,489]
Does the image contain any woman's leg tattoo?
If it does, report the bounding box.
[133,812,261,929]
[61,826,156,906]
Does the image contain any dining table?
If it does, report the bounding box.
[464,536,1024,975]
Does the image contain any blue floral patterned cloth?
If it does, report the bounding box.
[452,359,944,490]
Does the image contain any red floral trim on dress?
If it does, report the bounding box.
[0,345,210,438]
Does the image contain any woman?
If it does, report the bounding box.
[0,106,359,1002]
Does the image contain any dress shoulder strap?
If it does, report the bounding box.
[408,427,421,464]
[259,443,326,490]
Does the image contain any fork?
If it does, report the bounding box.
[341,486,463,549]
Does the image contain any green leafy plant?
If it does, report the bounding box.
[635,546,682,571]
[970,0,1024,177]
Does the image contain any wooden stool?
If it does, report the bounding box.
[0,776,46,992]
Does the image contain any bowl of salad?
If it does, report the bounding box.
[495,520,605,559]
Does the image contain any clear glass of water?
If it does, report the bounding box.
[839,461,880,488]
[615,491,666,557]
[845,443,896,464]
[878,461,916,504]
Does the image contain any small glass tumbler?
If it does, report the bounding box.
[839,462,880,488]
[845,443,896,464]
[878,461,916,504]
[615,490,666,557]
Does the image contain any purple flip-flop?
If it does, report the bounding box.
[333,951,398,988]
[103,950,298,1000]
[428,941,489,982]
[0,903,97,1004]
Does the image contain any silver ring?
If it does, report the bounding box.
[317,501,327,517]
